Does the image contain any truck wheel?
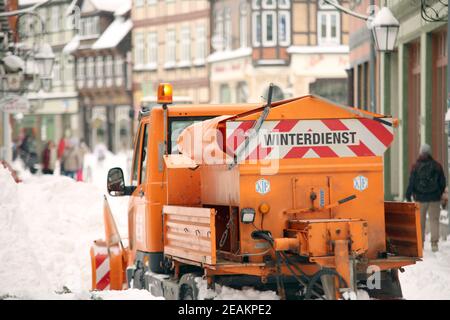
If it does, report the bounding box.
[364,269,403,299]
[178,273,201,300]
[132,268,145,289]
[180,284,195,300]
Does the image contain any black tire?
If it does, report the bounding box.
[363,269,403,300]
[180,284,195,300]
[132,267,145,290]
[178,273,201,300]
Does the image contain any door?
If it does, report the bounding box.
[128,122,150,251]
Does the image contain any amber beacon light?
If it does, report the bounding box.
[157,83,173,105]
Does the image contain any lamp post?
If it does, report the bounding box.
[0,4,55,163]
[323,1,399,112]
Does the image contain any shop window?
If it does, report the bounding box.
[220,84,231,103]
[309,78,347,105]
[236,81,248,103]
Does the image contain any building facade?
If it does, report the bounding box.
[66,0,133,152]
[14,0,79,154]
[348,0,448,200]
[131,0,210,112]
[208,0,350,105]
[383,0,447,200]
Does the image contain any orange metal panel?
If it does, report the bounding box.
[385,201,423,258]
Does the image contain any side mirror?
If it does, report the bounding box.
[107,167,127,196]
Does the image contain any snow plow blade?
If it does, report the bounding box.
[90,197,128,291]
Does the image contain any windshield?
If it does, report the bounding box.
[169,117,213,154]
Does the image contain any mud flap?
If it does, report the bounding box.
[90,241,111,290]
[385,201,423,258]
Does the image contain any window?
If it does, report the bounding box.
[262,11,276,46]
[115,56,123,86]
[224,8,232,50]
[86,57,94,87]
[278,11,290,46]
[96,56,103,86]
[139,124,149,184]
[147,32,158,68]
[180,27,191,64]
[252,0,261,9]
[252,12,262,46]
[92,16,99,35]
[240,2,248,48]
[105,55,113,87]
[195,25,206,64]
[131,125,143,186]
[105,56,113,78]
[51,6,60,32]
[87,57,94,77]
[147,0,157,4]
[80,16,99,36]
[252,1,291,48]
[220,84,231,103]
[76,58,85,80]
[213,10,224,51]
[115,56,123,77]
[317,11,340,45]
[169,117,213,154]
[262,0,276,9]
[135,0,144,7]
[134,33,145,67]
[65,56,74,83]
[236,81,248,103]
[53,59,61,84]
[278,0,290,9]
[165,29,176,67]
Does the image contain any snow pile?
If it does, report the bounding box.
[400,237,450,300]
[196,278,280,300]
[91,289,163,300]
[0,167,104,299]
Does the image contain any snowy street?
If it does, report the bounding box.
[0,150,448,300]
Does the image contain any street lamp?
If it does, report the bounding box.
[34,42,55,80]
[370,7,400,53]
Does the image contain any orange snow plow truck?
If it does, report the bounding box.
[91,83,422,300]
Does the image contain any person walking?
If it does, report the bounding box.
[57,136,67,175]
[406,144,446,252]
[61,140,81,180]
[42,141,57,175]
[76,139,89,182]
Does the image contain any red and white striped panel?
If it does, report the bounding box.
[225,118,394,161]
[93,245,110,291]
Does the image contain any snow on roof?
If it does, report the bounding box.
[89,0,127,12]
[62,35,80,54]
[114,0,131,17]
[91,18,132,50]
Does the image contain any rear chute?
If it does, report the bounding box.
[90,196,128,291]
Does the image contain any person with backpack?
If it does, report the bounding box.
[406,144,446,252]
